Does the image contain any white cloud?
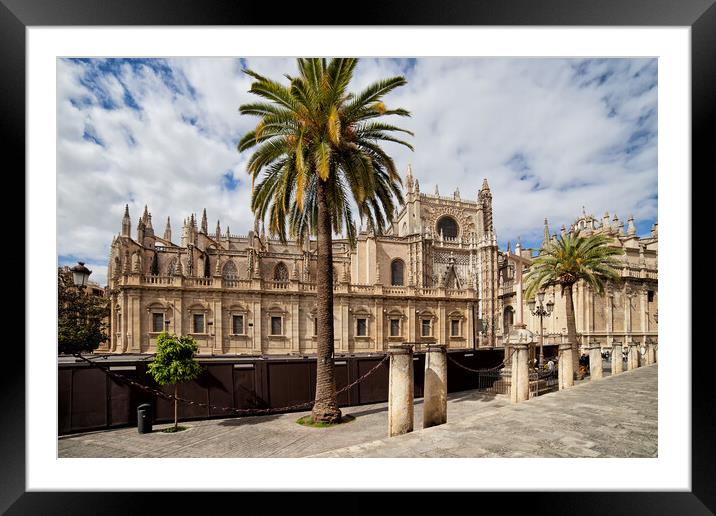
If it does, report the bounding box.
[57,57,657,286]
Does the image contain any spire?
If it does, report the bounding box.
[506,240,512,253]
[164,216,172,242]
[454,186,460,199]
[602,211,610,228]
[216,219,221,238]
[144,211,154,236]
[516,236,522,254]
[627,215,636,236]
[137,217,146,242]
[405,164,414,192]
[226,225,230,239]
[414,179,420,193]
[142,205,149,224]
[200,208,208,234]
[434,184,439,196]
[481,178,490,191]
[560,224,567,238]
[542,218,550,247]
[121,204,131,237]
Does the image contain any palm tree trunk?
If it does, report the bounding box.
[564,284,579,376]
[311,179,342,424]
[174,384,178,430]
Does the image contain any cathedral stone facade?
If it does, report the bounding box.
[499,209,658,355]
[102,167,657,356]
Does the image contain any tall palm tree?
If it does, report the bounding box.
[524,229,624,388]
[238,58,412,423]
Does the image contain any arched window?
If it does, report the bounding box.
[503,306,515,335]
[391,259,405,286]
[437,216,458,239]
[222,260,238,279]
[273,262,289,282]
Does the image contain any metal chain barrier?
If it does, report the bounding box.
[73,353,388,416]
[446,347,516,373]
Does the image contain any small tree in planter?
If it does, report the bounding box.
[147,333,203,432]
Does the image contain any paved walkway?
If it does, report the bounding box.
[314,365,658,458]
[58,365,656,458]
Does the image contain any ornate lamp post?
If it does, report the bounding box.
[527,290,554,369]
[70,261,92,289]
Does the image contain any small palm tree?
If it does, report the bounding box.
[524,229,624,387]
[238,58,412,423]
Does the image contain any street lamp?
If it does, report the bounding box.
[70,261,92,289]
[528,290,554,369]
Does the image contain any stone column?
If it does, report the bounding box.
[423,344,447,428]
[388,344,414,437]
[628,339,640,370]
[646,339,655,365]
[611,339,624,375]
[510,342,530,403]
[588,339,603,380]
[506,324,533,403]
[558,343,574,390]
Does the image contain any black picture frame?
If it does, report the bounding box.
[5,0,710,513]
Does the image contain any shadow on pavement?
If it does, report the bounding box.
[217,414,283,427]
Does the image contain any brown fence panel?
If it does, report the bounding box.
[334,360,351,406]
[233,364,265,410]
[180,375,210,420]
[207,364,235,417]
[70,367,107,430]
[266,361,312,409]
[356,357,389,404]
[413,353,425,399]
[58,368,73,434]
[108,373,132,427]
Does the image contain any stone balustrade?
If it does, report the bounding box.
[121,274,477,301]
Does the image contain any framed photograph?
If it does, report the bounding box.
[8,0,711,512]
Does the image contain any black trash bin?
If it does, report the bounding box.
[137,403,153,434]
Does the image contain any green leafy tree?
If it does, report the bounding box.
[150,251,160,276]
[147,333,203,430]
[58,267,110,355]
[239,58,412,423]
[524,229,624,385]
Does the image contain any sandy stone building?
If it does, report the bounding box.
[499,208,658,357]
[101,167,657,356]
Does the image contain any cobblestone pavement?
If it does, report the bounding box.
[313,364,658,458]
[58,385,509,458]
[58,365,656,458]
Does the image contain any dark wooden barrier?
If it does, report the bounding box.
[58,348,504,435]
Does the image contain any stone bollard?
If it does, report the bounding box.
[505,324,533,403]
[388,344,414,437]
[611,340,624,375]
[627,340,640,370]
[558,343,575,390]
[588,340,603,380]
[423,344,447,428]
[645,339,655,365]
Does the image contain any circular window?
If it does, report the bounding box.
[436,216,459,239]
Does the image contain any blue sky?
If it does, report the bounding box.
[57,57,657,286]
